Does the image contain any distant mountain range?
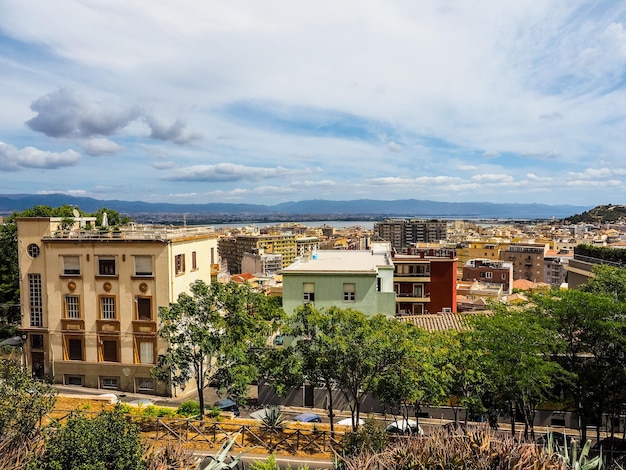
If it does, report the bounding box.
[0,193,591,222]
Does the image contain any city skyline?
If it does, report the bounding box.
[1,1,626,206]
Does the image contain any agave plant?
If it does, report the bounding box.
[197,432,250,470]
[558,438,603,470]
[259,407,287,430]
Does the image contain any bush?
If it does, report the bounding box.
[32,406,144,470]
[341,416,388,458]
[339,425,567,470]
[176,400,201,417]
[140,405,176,418]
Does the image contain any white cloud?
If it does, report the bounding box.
[83,138,124,156]
[0,141,80,170]
[163,163,309,182]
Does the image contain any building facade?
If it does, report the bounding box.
[374,219,448,252]
[282,248,396,316]
[393,248,457,315]
[218,233,302,274]
[499,243,547,282]
[18,217,218,396]
[462,258,513,294]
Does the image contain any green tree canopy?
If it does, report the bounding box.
[152,280,284,417]
[467,304,564,439]
[34,407,144,470]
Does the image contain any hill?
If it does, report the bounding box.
[0,193,590,221]
[564,204,626,224]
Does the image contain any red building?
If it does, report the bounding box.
[393,248,457,315]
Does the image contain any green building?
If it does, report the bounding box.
[282,247,396,316]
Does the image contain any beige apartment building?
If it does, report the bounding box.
[218,233,316,274]
[18,217,218,397]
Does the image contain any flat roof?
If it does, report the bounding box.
[283,250,392,273]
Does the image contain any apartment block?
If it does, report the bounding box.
[499,243,547,282]
[394,248,457,315]
[282,247,396,316]
[374,219,447,252]
[462,258,513,294]
[218,233,302,274]
[18,217,218,396]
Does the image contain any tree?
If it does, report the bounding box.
[93,207,131,227]
[0,358,57,441]
[152,280,283,417]
[34,406,144,470]
[468,305,564,439]
[276,306,404,433]
[582,264,626,302]
[375,325,456,431]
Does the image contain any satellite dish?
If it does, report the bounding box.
[72,208,80,218]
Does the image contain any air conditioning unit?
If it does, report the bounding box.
[442,307,452,313]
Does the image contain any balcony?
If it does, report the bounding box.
[132,321,157,334]
[96,319,120,332]
[61,319,84,331]
[395,292,431,303]
[394,275,430,283]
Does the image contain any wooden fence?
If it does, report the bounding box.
[46,412,344,455]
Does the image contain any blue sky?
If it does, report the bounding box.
[1,1,626,207]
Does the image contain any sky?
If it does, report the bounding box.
[1,1,626,207]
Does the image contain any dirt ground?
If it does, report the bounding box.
[51,395,340,458]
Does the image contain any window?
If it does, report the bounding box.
[65,375,84,386]
[98,256,116,276]
[138,340,155,364]
[501,274,507,280]
[100,338,119,362]
[134,255,153,276]
[65,295,80,318]
[63,255,80,275]
[66,337,83,361]
[175,254,185,274]
[485,272,493,279]
[101,377,119,389]
[192,251,197,270]
[28,273,43,327]
[30,334,44,349]
[100,296,116,320]
[376,277,382,292]
[137,378,154,392]
[27,243,40,258]
[136,297,152,321]
[303,282,315,302]
[343,283,355,302]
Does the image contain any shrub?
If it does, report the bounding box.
[341,416,388,458]
[140,405,176,418]
[32,406,144,470]
[176,400,201,417]
[339,425,567,470]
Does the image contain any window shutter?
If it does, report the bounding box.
[135,256,153,275]
[140,341,154,364]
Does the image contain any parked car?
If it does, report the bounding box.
[336,417,365,427]
[293,412,322,423]
[249,407,279,420]
[386,418,424,435]
[212,398,240,417]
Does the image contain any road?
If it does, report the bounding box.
[195,449,333,470]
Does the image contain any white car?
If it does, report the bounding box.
[386,418,424,435]
[336,417,365,427]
